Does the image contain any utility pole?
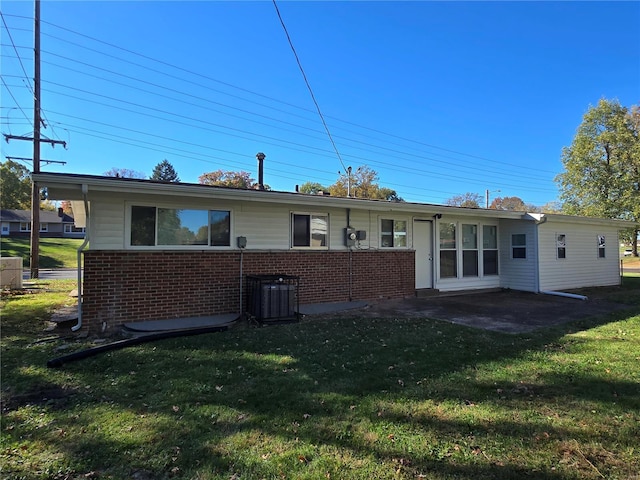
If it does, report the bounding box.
[30,0,41,279]
[2,1,65,277]
[485,189,500,209]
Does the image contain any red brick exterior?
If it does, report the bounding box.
[82,250,415,333]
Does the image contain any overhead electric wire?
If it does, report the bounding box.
[1,11,560,203]
[36,54,546,181]
[0,77,31,124]
[272,0,347,173]
[4,12,560,177]
[22,50,556,184]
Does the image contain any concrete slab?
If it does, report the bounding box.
[298,301,368,315]
[124,313,240,332]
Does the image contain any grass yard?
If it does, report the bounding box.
[0,238,84,269]
[1,278,639,480]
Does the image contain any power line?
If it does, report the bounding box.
[2,16,561,179]
[272,0,347,174]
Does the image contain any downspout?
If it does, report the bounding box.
[347,208,352,301]
[72,184,90,332]
[532,214,588,301]
[532,214,547,295]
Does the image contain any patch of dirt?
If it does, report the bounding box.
[1,383,78,413]
[307,288,631,334]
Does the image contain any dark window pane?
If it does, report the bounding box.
[557,247,566,259]
[210,210,230,246]
[463,250,478,277]
[293,214,310,246]
[598,248,605,258]
[513,247,526,259]
[131,206,156,246]
[483,250,498,275]
[440,251,457,278]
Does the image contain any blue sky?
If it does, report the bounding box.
[1,1,638,206]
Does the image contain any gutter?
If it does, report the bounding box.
[72,184,90,332]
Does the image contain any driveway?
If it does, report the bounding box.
[306,288,631,334]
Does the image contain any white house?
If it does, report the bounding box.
[32,172,636,334]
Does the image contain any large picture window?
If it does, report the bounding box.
[380,219,407,248]
[292,213,328,247]
[130,206,230,247]
[439,222,457,278]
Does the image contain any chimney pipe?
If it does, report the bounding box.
[256,152,266,190]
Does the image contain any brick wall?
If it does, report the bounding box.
[82,250,415,333]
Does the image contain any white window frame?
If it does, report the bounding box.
[556,233,566,259]
[379,218,408,249]
[597,235,606,259]
[125,203,233,249]
[39,223,48,233]
[65,224,86,233]
[511,233,527,259]
[462,224,478,277]
[20,222,31,232]
[482,225,499,276]
[291,212,329,249]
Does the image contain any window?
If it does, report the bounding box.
[64,224,86,233]
[130,206,231,247]
[556,234,566,259]
[462,224,478,277]
[439,222,457,278]
[1,223,9,235]
[482,225,498,275]
[20,222,31,232]
[39,223,48,232]
[512,234,527,259]
[380,219,407,248]
[597,235,606,258]
[292,213,328,247]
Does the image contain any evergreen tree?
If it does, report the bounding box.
[151,159,180,182]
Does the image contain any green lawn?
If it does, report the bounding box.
[0,237,84,269]
[1,278,639,479]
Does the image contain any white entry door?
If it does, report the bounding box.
[413,219,433,289]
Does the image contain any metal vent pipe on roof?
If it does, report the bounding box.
[256,152,266,190]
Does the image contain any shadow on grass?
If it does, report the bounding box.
[3,278,639,479]
[3,303,635,479]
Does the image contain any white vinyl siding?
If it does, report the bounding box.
[538,223,620,290]
[499,219,538,292]
[91,200,126,249]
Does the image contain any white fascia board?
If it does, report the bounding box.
[535,212,638,229]
[32,172,524,220]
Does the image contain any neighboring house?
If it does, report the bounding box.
[32,172,637,334]
[0,209,85,238]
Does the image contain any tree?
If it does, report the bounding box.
[489,196,527,211]
[104,168,146,179]
[446,192,482,208]
[328,165,403,201]
[0,159,31,209]
[298,182,329,195]
[150,159,180,182]
[555,99,639,255]
[199,170,267,189]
